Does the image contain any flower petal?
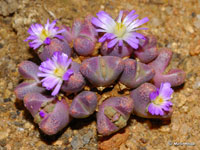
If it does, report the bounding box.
[149,90,159,101]
[63,69,74,80]
[107,38,119,48]
[159,82,174,100]
[51,80,62,96]
[38,52,73,96]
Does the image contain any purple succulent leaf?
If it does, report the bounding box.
[73,17,97,56]
[24,92,70,135]
[24,93,54,117]
[61,61,85,94]
[38,98,70,135]
[14,81,45,100]
[18,61,40,81]
[130,83,173,119]
[70,61,81,73]
[38,38,72,61]
[153,69,186,87]
[72,19,82,38]
[119,59,155,88]
[61,72,86,94]
[78,17,97,41]
[133,35,158,63]
[148,49,185,87]
[69,91,97,118]
[101,41,133,58]
[80,56,124,87]
[85,15,98,37]
[74,36,96,56]
[148,48,172,73]
[97,96,134,136]
[59,25,73,44]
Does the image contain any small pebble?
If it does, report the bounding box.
[14,121,24,127]
[182,106,189,112]
[192,77,200,89]
[100,5,104,9]
[0,131,9,140]
[24,122,34,129]
[10,112,17,119]
[0,43,3,49]
[159,126,170,133]
[3,98,11,102]
[140,138,148,144]
[53,140,63,146]
[197,14,200,19]
[0,139,7,147]
[191,12,196,17]
[185,24,194,33]
[17,127,24,132]
[71,136,83,150]
[83,130,93,144]
[194,20,200,29]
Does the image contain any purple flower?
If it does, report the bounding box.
[91,10,149,49]
[37,52,74,96]
[25,19,65,49]
[39,110,46,118]
[148,82,173,116]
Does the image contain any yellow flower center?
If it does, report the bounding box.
[114,22,127,38]
[40,29,50,41]
[54,68,65,77]
[153,96,164,105]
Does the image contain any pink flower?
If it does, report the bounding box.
[92,10,148,49]
[37,52,73,96]
[25,19,65,49]
[148,82,173,116]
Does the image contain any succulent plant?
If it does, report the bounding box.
[148,48,186,87]
[14,61,45,100]
[69,91,97,118]
[72,17,97,56]
[133,35,158,63]
[130,83,173,119]
[15,10,186,137]
[24,93,70,135]
[59,25,73,44]
[97,96,134,136]
[92,10,148,58]
[80,56,124,87]
[119,58,155,88]
[61,61,86,95]
[38,38,72,61]
[101,41,133,58]
[24,19,72,61]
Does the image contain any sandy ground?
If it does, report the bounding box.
[0,0,200,150]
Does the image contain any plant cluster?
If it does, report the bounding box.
[14,10,185,136]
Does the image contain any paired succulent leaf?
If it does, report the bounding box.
[148,48,186,87]
[80,56,124,87]
[97,96,134,136]
[130,83,173,119]
[14,61,45,100]
[69,91,97,118]
[24,93,70,135]
[120,58,155,88]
